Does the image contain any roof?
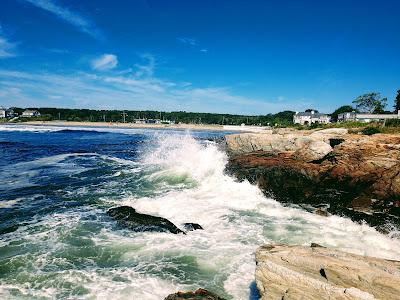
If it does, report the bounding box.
[295,112,328,117]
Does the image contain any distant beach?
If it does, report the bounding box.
[21,120,228,131]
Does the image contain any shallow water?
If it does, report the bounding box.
[1,124,400,299]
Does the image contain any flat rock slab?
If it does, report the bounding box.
[255,244,400,300]
[165,288,225,300]
[107,206,184,234]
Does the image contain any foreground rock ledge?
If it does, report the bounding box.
[165,288,225,300]
[255,244,400,300]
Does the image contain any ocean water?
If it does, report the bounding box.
[1,124,400,300]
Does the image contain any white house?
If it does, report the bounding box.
[0,107,15,118]
[22,110,41,117]
[338,111,400,123]
[0,107,6,118]
[293,110,331,125]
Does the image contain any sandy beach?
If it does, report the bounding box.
[22,120,228,131]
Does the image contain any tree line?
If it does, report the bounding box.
[12,107,296,126]
[12,90,400,125]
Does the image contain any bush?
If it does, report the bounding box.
[361,127,381,135]
[385,119,400,127]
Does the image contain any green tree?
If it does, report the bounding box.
[394,90,400,112]
[330,105,355,121]
[352,92,387,113]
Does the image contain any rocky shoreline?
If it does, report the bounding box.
[166,128,400,299]
[166,243,400,300]
[225,128,400,233]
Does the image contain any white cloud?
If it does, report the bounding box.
[0,56,310,113]
[0,25,17,58]
[91,54,118,71]
[134,53,155,77]
[0,35,16,58]
[178,37,209,54]
[177,37,197,46]
[22,0,103,40]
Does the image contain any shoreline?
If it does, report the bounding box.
[9,120,230,132]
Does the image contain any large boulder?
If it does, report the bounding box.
[225,133,332,162]
[255,244,400,300]
[107,206,185,234]
[165,289,225,300]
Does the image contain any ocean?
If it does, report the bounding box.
[1,124,400,299]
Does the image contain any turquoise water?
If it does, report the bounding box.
[1,124,400,299]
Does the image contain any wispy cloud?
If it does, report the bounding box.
[0,26,17,58]
[0,35,16,58]
[177,37,209,54]
[177,37,197,46]
[21,0,103,40]
[43,48,70,54]
[134,53,155,78]
[91,54,118,71]
[0,55,308,113]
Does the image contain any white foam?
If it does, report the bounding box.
[113,133,400,299]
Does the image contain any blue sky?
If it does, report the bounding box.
[0,0,399,114]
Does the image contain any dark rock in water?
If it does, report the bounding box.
[183,223,204,231]
[107,206,185,234]
[315,208,329,217]
[165,289,225,300]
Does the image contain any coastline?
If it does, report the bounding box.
[225,128,400,232]
[16,120,229,132]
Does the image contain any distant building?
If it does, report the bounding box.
[22,110,41,117]
[134,118,146,124]
[0,107,15,118]
[338,111,400,123]
[145,119,161,124]
[293,110,330,125]
[0,108,6,118]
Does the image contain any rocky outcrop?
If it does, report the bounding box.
[183,223,204,231]
[165,289,225,300]
[107,206,185,234]
[255,244,400,300]
[225,132,332,162]
[226,130,400,231]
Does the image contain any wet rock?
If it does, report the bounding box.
[107,206,185,234]
[226,132,400,230]
[183,223,204,231]
[255,244,400,300]
[315,208,329,217]
[165,288,225,300]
